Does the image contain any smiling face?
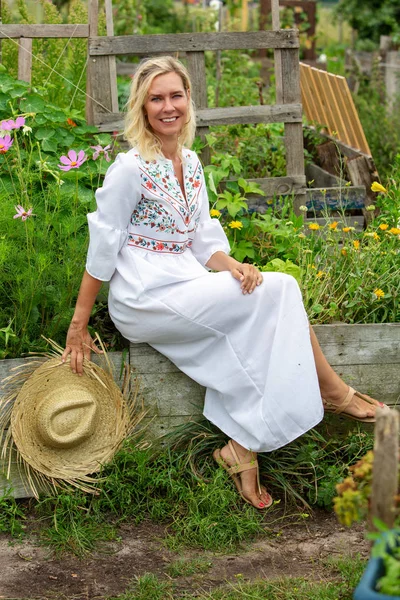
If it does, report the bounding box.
[143,72,190,144]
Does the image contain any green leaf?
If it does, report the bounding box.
[77,184,95,204]
[42,137,58,153]
[9,82,30,99]
[21,95,46,113]
[35,127,55,141]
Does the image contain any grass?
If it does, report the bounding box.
[108,555,367,599]
[0,420,374,558]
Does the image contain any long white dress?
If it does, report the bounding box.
[86,148,324,452]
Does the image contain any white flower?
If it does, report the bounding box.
[318,54,327,63]
[22,125,32,135]
[214,20,220,31]
[210,0,222,9]
[299,205,308,212]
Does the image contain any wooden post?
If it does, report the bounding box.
[186,52,210,164]
[271,0,282,103]
[86,0,99,125]
[281,47,306,213]
[86,0,118,126]
[17,38,32,83]
[346,154,378,222]
[370,408,399,530]
[105,0,119,114]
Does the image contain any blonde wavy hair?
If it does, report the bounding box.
[124,56,196,160]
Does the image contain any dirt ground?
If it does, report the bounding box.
[0,510,369,600]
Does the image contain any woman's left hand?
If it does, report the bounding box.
[230,263,263,295]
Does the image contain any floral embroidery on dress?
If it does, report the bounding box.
[128,233,188,254]
[131,197,184,234]
[128,150,204,254]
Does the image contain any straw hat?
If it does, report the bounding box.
[1,339,146,496]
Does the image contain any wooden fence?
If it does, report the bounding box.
[86,0,307,210]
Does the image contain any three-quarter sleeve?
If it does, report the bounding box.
[86,152,140,281]
[190,172,230,268]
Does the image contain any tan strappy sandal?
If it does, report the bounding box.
[322,386,389,423]
[213,440,273,509]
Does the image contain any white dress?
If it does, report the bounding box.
[86,148,324,452]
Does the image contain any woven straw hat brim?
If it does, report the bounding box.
[11,358,130,480]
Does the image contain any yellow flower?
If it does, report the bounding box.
[373,232,380,241]
[311,264,316,269]
[371,182,387,194]
[229,221,243,230]
[342,226,355,233]
[316,270,326,278]
[210,209,221,218]
[389,227,400,235]
[329,221,338,230]
[373,288,385,300]
[341,248,347,256]
[308,223,320,231]
[379,223,389,231]
[353,240,360,250]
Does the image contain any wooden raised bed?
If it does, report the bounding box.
[1,323,399,498]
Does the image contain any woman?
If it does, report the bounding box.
[63,56,385,510]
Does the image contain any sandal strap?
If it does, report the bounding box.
[227,440,258,475]
[328,386,355,414]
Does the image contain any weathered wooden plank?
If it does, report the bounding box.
[196,104,302,126]
[280,48,305,213]
[94,103,303,132]
[370,409,399,529]
[105,0,119,114]
[305,163,346,188]
[347,155,377,218]
[134,373,205,417]
[17,38,32,83]
[330,364,399,406]
[0,24,89,39]
[313,323,400,349]
[86,0,99,125]
[306,186,366,211]
[186,52,209,164]
[313,324,400,366]
[89,30,300,56]
[243,175,306,198]
[247,186,365,212]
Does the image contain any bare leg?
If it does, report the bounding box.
[309,326,381,419]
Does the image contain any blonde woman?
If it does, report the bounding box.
[63,56,386,510]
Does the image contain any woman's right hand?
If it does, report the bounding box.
[61,321,102,375]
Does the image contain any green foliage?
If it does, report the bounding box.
[335,0,400,45]
[0,491,27,537]
[0,71,115,358]
[36,491,116,557]
[1,0,90,112]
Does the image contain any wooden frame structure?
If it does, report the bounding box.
[86,0,307,210]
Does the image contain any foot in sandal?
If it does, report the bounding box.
[213,440,273,509]
[322,384,389,423]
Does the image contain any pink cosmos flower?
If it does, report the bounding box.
[58,149,86,171]
[0,135,13,153]
[1,117,25,131]
[14,205,33,221]
[91,144,111,162]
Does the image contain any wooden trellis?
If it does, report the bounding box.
[86,0,307,211]
[300,62,371,156]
